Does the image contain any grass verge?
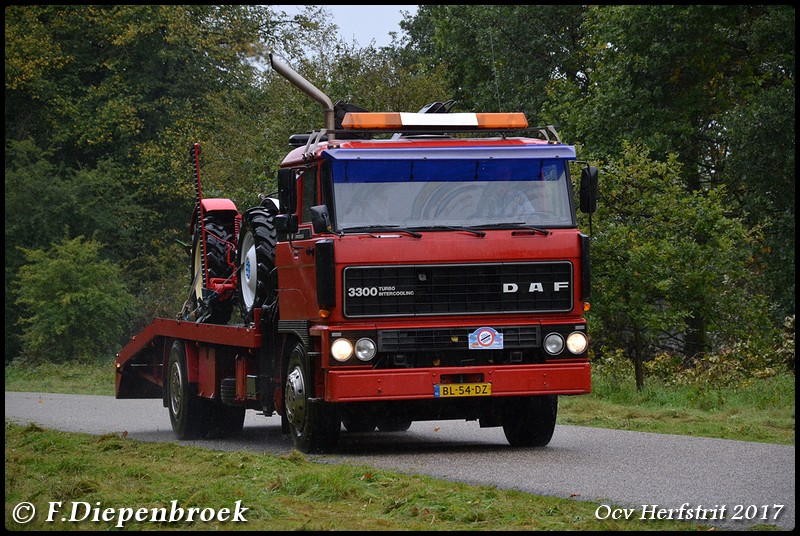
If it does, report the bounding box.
[559,373,795,446]
[6,421,736,531]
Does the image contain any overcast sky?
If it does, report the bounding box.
[277,5,418,47]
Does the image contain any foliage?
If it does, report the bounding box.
[3,6,334,360]
[778,315,795,372]
[399,5,587,118]
[13,235,136,364]
[548,5,795,321]
[587,141,773,387]
[721,83,795,319]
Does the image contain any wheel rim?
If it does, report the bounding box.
[169,359,183,417]
[239,231,257,310]
[284,365,306,433]
[192,235,204,302]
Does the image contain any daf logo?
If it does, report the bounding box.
[503,282,570,293]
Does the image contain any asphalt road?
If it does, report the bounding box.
[5,391,795,531]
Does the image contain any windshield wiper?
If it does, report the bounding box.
[341,225,422,238]
[408,225,486,237]
[469,222,550,236]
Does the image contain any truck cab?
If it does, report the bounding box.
[237,110,595,451]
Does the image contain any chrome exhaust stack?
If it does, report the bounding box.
[269,53,335,141]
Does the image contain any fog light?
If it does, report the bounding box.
[355,338,377,361]
[544,333,564,355]
[331,338,353,362]
[566,331,588,354]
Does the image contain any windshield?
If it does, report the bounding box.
[329,158,575,230]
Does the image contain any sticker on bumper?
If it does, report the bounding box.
[469,327,503,350]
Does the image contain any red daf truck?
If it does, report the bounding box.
[115,54,599,453]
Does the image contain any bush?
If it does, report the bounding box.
[13,235,136,363]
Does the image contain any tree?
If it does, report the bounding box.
[548,5,795,326]
[4,6,325,359]
[588,142,771,389]
[399,5,587,118]
[14,236,136,364]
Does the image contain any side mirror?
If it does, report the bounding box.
[579,166,599,214]
[274,214,298,235]
[310,205,331,234]
[277,168,297,215]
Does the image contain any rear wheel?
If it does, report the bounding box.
[284,342,340,453]
[501,395,558,447]
[167,340,209,439]
[237,207,277,324]
[189,214,235,323]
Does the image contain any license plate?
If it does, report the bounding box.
[434,383,492,398]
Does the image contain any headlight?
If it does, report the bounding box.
[355,338,377,361]
[566,331,588,354]
[543,333,564,355]
[331,338,354,362]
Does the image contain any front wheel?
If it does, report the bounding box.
[501,395,558,447]
[284,342,340,453]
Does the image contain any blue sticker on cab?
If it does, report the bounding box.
[469,327,503,350]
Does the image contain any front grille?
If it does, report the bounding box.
[379,326,540,352]
[343,262,573,318]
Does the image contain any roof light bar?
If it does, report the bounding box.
[341,112,528,130]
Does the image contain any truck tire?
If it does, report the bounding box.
[167,340,209,439]
[376,417,412,432]
[237,207,277,324]
[190,214,235,324]
[284,341,340,453]
[501,395,558,447]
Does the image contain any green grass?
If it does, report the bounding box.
[559,373,795,446]
[6,421,734,531]
[5,360,115,397]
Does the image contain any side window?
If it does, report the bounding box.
[300,167,318,223]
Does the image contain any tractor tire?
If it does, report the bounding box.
[237,207,277,324]
[190,214,235,324]
[501,395,558,447]
[167,340,210,439]
[284,341,340,453]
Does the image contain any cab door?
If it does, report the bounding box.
[276,165,321,320]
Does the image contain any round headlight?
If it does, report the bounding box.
[566,331,588,354]
[331,338,354,362]
[355,338,377,361]
[544,333,564,355]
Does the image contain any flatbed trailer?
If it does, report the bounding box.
[115,314,262,400]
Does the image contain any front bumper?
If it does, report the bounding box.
[325,362,590,402]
